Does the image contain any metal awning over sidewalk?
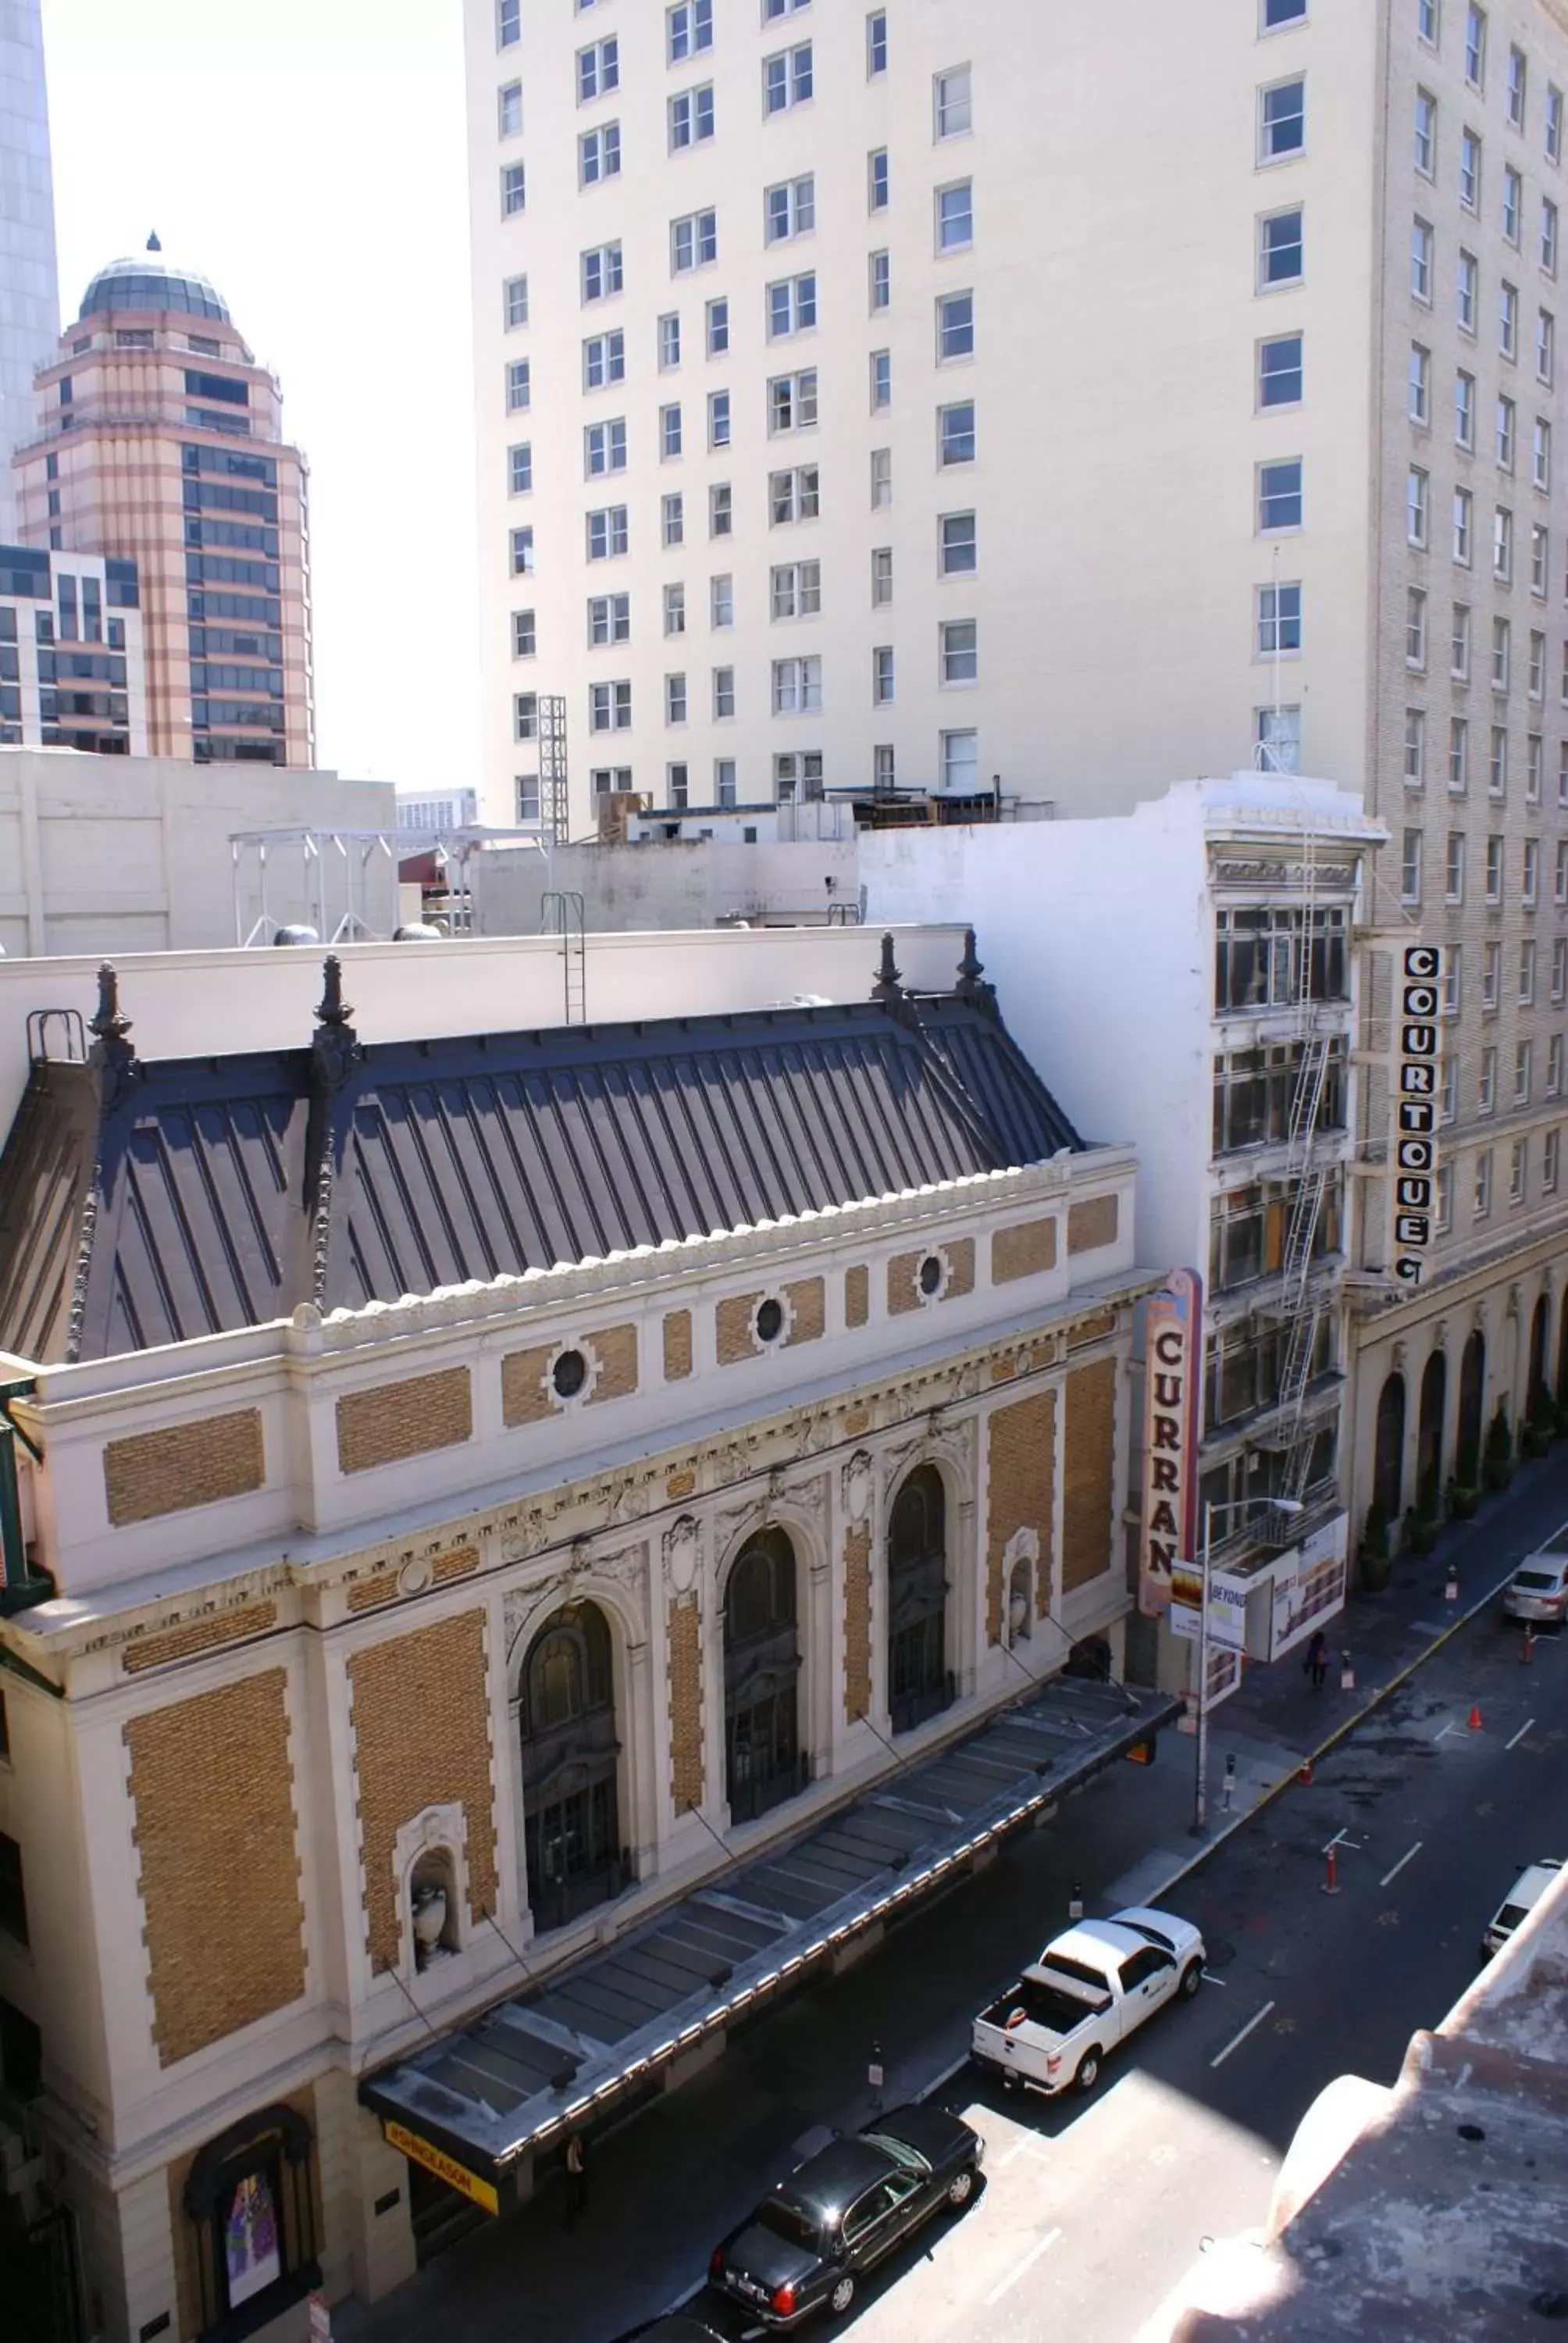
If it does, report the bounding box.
[360,1675,1179,2205]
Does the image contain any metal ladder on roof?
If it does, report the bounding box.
[540,891,586,1025]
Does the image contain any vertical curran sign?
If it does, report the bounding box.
[1139,1271,1202,1617]
[1392,943,1445,1286]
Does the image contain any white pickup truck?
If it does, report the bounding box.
[971,1906,1206,2097]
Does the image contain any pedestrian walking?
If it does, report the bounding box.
[1305,1629,1328,1691]
[565,2133,588,2228]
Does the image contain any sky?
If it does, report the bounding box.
[41,0,479,797]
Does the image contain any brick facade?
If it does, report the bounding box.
[663,1310,693,1379]
[716,1279,825,1361]
[337,1368,472,1476]
[992,1216,1058,1282]
[122,1603,276,1675]
[1067,1193,1121,1255]
[985,1390,1057,1643]
[844,1264,869,1327]
[346,1610,499,1974]
[124,1669,305,2066]
[667,1593,704,1813]
[502,1325,639,1425]
[104,1407,265,1528]
[1062,1357,1117,1592]
[843,1525,871,1721]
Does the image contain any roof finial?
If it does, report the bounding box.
[954,925,999,1019]
[146,230,162,253]
[89,961,131,1042]
[315,954,353,1028]
[87,962,141,1110]
[871,932,903,1005]
[311,954,362,1092]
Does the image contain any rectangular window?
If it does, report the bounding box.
[713,665,735,718]
[582,243,624,304]
[1497,393,1516,469]
[1492,613,1511,689]
[1259,458,1303,530]
[706,298,729,356]
[1418,0,1438,43]
[508,442,532,494]
[660,312,682,370]
[512,608,536,658]
[868,9,887,75]
[1450,714,1469,790]
[768,272,818,336]
[1502,280,1520,358]
[764,42,814,113]
[938,290,974,362]
[1460,126,1482,211]
[589,769,633,802]
[1480,1044,1498,1113]
[1262,207,1304,287]
[1256,705,1302,772]
[937,180,973,251]
[1260,77,1306,159]
[1257,581,1303,654]
[1484,940,1502,1008]
[871,546,893,605]
[1509,41,1527,127]
[872,644,895,704]
[935,65,972,138]
[1402,826,1424,903]
[871,251,891,312]
[498,0,519,45]
[511,525,534,575]
[578,37,620,102]
[1457,248,1478,331]
[871,447,892,507]
[707,391,730,450]
[711,573,733,627]
[868,148,889,211]
[1551,84,1565,163]
[661,401,684,460]
[1475,1150,1492,1218]
[1486,832,1504,898]
[664,493,685,547]
[1531,629,1547,697]
[1534,416,1552,491]
[942,729,979,792]
[1407,586,1427,665]
[670,83,716,149]
[584,418,627,476]
[1520,936,1538,1004]
[498,80,522,137]
[668,0,714,62]
[586,592,631,646]
[671,210,718,272]
[1490,725,1509,793]
[1525,835,1541,903]
[772,654,822,713]
[516,773,541,825]
[1446,829,1466,900]
[1529,733,1545,799]
[514,691,538,742]
[1545,199,1560,276]
[502,162,526,216]
[769,464,820,522]
[1505,164,1523,246]
[506,358,531,412]
[1408,465,1430,546]
[1552,1032,1566,1091]
[1409,342,1431,423]
[1452,601,1471,678]
[1456,369,1475,448]
[1538,308,1557,383]
[1533,522,1550,594]
[583,330,625,389]
[769,369,818,432]
[1453,485,1473,562]
[941,617,978,683]
[1415,87,1437,176]
[939,401,976,465]
[1405,708,1426,786]
[765,175,814,241]
[1466,2,1486,87]
[504,274,528,329]
[663,582,686,637]
[1264,0,1308,20]
[589,679,633,732]
[586,505,629,560]
[715,758,738,808]
[579,123,622,184]
[665,672,688,725]
[1546,1130,1562,1196]
[1559,842,1568,904]
[665,762,689,811]
[1494,503,1513,580]
[870,349,891,408]
[874,744,896,793]
[940,510,977,575]
[1260,332,1304,407]
[770,559,821,619]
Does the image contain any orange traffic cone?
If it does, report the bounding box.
[1469,1704,1483,1731]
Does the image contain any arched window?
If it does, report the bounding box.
[887,1465,951,1734]
[183,2106,319,2335]
[724,1529,803,1824]
[519,1602,623,1934]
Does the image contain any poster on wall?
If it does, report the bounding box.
[1139,1270,1203,1617]
[224,2169,282,2309]
[1391,943,1445,1287]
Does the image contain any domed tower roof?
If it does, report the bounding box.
[78,236,230,325]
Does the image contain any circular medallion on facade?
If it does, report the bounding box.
[398,1557,434,1596]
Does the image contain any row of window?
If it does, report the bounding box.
[501,48,965,148]
[1401,709,1568,801]
[1409,219,1556,376]
[501,151,976,255]
[516,733,976,822]
[1401,831,1568,924]
[1417,1,1561,160]
[527,630,981,740]
[1440,1130,1562,1226]
[1429,1035,1568,1124]
[498,5,900,85]
[1403,475,1545,586]
[1408,352,1552,485]
[1402,594,1568,694]
[1413,91,1561,270]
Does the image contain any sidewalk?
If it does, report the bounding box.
[338,1446,1568,2343]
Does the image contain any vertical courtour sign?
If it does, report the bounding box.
[1139,1271,1202,1617]
[1392,943,1445,1286]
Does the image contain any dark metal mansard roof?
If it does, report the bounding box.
[0,933,1085,1366]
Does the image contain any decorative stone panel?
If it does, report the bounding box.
[663,1310,693,1380]
[433,1546,480,1585]
[845,1265,869,1328]
[886,1239,973,1315]
[347,1575,399,1614]
[985,1390,1057,1644]
[122,1603,277,1675]
[715,1280,824,1361]
[1062,1357,1117,1592]
[501,1325,638,1425]
[337,1368,472,1476]
[1068,1307,1118,1348]
[347,1610,499,1975]
[785,1276,825,1343]
[591,1323,640,1398]
[992,1217,1059,1283]
[124,1669,305,2067]
[501,1343,555,1426]
[843,1525,872,1721]
[886,1251,924,1316]
[1067,1193,1120,1256]
[105,1407,265,1528]
[944,1239,976,1296]
[668,1593,704,1813]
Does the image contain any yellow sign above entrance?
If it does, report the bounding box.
[383,2120,500,2216]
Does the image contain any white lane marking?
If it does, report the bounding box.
[1380,1841,1424,1888]
[1507,1717,1537,1750]
[1000,2133,1053,2170]
[1201,1972,1228,1986]
[1210,1999,1277,2070]
[1320,1829,1363,1855]
[983,2227,1063,2306]
[1435,1721,1458,1743]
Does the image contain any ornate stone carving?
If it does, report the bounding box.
[663,1514,701,1597]
[842,1450,874,1525]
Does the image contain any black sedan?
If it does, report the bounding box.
[707,2104,983,2327]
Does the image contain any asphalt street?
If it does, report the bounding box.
[337,1459,1568,2343]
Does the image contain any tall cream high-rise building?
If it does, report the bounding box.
[467,0,1568,1564]
[10,241,314,767]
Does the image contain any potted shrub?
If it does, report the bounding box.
[1360,1500,1392,1592]
[1445,1475,1480,1521]
[1483,1403,1515,1493]
[1404,1504,1438,1558]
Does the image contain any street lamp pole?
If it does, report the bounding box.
[1192,1495,1304,1837]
